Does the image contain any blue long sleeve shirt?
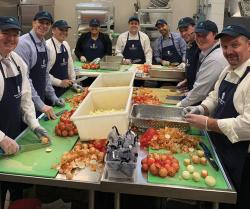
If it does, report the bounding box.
[15,30,58,112]
[153,32,186,64]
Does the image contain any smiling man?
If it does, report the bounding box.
[177,17,201,91]
[15,11,65,120]
[75,18,112,63]
[116,16,152,65]
[177,20,227,107]
[184,25,250,209]
[0,15,49,206]
[46,20,82,97]
[153,19,186,66]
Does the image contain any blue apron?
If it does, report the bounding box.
[185,41,200,90]
[123,32,146,64]
[209,67,250,194]
[161,34,182,64]
[0,57,22,139]
[0,58,31,204]
[83,37,104,62]
[28,33,48,102]
[49,39,69,97]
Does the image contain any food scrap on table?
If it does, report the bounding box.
[65,88,88,108]
[52,140,106,180]
[140,127,200,153]
[133,88,162,105]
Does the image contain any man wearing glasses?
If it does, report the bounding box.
[46,20,82,97]
[15,11,65,120]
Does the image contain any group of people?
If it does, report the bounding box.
[0,11,87,209]
[0,8,250,209]
[103,14,250,209]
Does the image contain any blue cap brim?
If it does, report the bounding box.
[195,29,209,34]
[56,26,71,29]
[90,24,99,27]
[215,31,240,39]
[36,17,53,23]
[178,23,189,29]
[0,24,21,31]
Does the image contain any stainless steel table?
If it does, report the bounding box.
[100,131,237,209]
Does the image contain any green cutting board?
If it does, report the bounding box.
[74,61,113,73]
[147,133,229,190]
[0,90,79,178]
[74,61,130,73]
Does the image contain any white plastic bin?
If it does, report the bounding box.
[88,72,135,91]
[71,87,133,140]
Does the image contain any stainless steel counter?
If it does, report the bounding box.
[0,126,237,209]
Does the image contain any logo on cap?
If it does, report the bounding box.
[9,18,14,22]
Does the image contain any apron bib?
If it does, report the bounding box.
[49,39,69,97]
[161,34,182,64]
[0,57,22,139]
[185,41,200,90]
[209,67,250,192]
[123,32,146,64]
[83,37,105,62]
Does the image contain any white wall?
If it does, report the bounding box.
[206,0,225,32]
[54,0,197,49]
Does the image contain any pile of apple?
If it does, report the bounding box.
[141,153,180,178]
[55,110,78,137]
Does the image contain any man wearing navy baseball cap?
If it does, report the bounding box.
[153,18,186,66]
[115,15,152,65]
[75,18,112,63]
[184,24,250,209]
[177,17,201,91]
[15,11,65,120]
[0,16,49,206]
[46,20,83,97]
[177,20,227,107]
[33,11,53,23]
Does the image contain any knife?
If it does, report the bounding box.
[166,95,185,100]
[43,109,67,121]
[199,142,219,171]
[0,140,51,155]
[73,76,88,84]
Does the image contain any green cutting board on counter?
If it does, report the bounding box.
[148,133,229,190]
[74,61,130,73]
[0,90,78,178]
[74,61,114,72]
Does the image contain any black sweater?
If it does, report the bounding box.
[74,32,112,61]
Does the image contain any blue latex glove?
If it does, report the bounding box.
[72,83,83,93]
[0,136,19,155]
[54,98,65,107]
[34,126,49,140]
[182,105,205,116]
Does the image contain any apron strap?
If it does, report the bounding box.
[29,33,48,62]
[197,44,220,71]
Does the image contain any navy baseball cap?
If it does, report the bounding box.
[155,19,167,27]
[33,11,53,23]
[128,16,139,23]
[0,16,21,31]
[89,18,100,27]
[215,25,250,39]
[52,20,71,29]
[195,20,218,34]
[178,17,195,29]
